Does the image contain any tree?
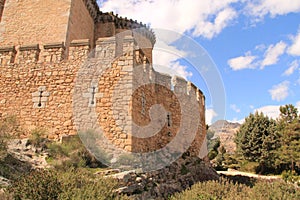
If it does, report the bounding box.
[235,112,279,173]
[275,104,300,173]
[279,104,298,124]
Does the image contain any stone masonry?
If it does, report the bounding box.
[0,0,208,165]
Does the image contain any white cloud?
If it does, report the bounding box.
[268,81,290,101]
[246,0,300,19]
[193,7,237,39]
[261,41,287,68]
[98,0,238,79]
[227,52,257,70]
[254,105,281,119]
[152,39,192,79]
[205,108,218,125]
[99,0,238,39]
[229,118,245,124]
[283,60,299,76]
[255,44,266,51]
[230,104,241,113]
[288,27,300,56]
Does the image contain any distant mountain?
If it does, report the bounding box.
[208,120,241,154]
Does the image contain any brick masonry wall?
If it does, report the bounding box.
[0,0,71,46]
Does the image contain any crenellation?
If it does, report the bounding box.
[155,72,172,89]
[173,76,187,95]
[189,82,198,98]
[122,35,134,56]
[43,42,65,63]
[0,46,16,65]
[95,37,116,59]
[187,81,192,95]
[82,0,100,21]
[18,44,40,64]
[134,49,149,65]
[69,39,90,60]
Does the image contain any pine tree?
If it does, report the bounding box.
[275,104,300,173]
[235,112,279,173]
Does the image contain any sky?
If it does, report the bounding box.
[97,0,300,124]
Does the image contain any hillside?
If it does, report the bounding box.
[209,120,241,154]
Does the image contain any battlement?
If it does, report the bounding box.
[82,0,100,21]
[96,11,156,46]
[133,62,205,106]
[0,29,157,66]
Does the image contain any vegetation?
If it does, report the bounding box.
[171,178,300,200]
[225,104,299,175]
[46,135,103,170]
[206,128,220,160]
[0,117,129,199]
[235,112,279,174]
[275,105,300,173]
[0,115,21,159]
[6,168,130,200]
[208,103,300,187]
[0,116,31,181]
[1,105,299,199]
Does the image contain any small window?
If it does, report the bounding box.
[167,112,172,127]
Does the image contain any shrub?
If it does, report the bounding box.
[28,128,48,148]
[7,170,61,200]
[6,168,131,200]
[58,168,127,200]
[46,135,103,169]
[282,170,300,185]
[170,178,300,200]
[238,161,259,173]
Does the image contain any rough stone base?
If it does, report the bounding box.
[108,156,219,199]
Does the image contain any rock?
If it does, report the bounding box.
[111,156,219,199]
[6,139,50,169]
[0,176,10,187]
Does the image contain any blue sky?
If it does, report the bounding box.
[97,0,300,124]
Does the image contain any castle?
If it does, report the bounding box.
[0,0,207,168]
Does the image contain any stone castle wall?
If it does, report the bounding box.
[0,34,206,158]
[0,0,206,158]
[0,0,71,46]
[0,0,155,55]
[0,40,90,139]
[66,0,95,49]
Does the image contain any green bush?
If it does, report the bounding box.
[6,168,131,200]
[282,170,300,185]
[170,178,300,200]
[28,128,48,148]
[58,168,127,200]
[238,161,259,173]
[7,170,61,200]
[46,135,103,169]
